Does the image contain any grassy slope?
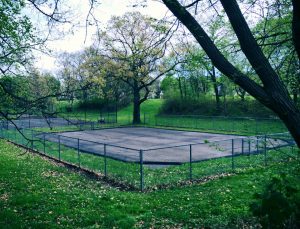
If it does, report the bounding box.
[117,99,163,124]
[0,140,299,228]
[57,99,163,125]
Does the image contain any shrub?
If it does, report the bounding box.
[78,98,130,112]
[250,174,300,229]
[159,96,276,117]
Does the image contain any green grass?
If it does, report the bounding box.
[1,128,297,190]
[0,139,299,228]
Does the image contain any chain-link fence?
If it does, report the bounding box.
[0,115,119,131]
[141,114,287,135]
[0,122,297,191]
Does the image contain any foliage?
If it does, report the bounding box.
[77,97,125,112]
[160,96,275,117]
[92,11,177,123]
[251,174,300,228]
[0,72,60,115]
[160,0,300,147]
[0,0,35,74]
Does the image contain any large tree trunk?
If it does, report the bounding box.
[292,0,300,61]
[162,0,300,147]
[293,93,298,104]
[220,0,300,146]
[133,81,141,124]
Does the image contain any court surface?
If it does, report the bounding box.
[4,117,79,129]
[42,127,267,164]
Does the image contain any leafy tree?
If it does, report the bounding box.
[0,72,60,116]
[0,0,35,75]
[94,12,180,124]
[0,0,66,120]
[58,50,104,109]
[161,0,300,146]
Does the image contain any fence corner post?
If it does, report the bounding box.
[139,149,144,191]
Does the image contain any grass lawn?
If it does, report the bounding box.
[0,139,299,228]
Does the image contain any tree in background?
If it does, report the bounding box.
[0,71,60,117]
[93,12,180,124]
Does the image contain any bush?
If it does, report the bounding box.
[78,98,129,112]
[250,174,300,228]
[159,96,276,117]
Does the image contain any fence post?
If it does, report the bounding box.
[256,136,259,154]
[43,133,46,154]
[58,135,61,161]
[31,130,34,150]
[248,138,251,155]
[264,135,267,166]
[189,144,192,181]
[14,128,17,142]
[231,139,235,170]
[104,144,107,177]
[242,138,244,154]
[139,150,144,191]
[77,138,80,167]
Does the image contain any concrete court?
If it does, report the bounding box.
[43,127,251,164]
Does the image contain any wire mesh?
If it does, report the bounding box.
[0,125,296,191]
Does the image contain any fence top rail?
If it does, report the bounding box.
[3,126,293,152]
[43,132,141,152]
[155,114,281,121]
[141,132,293,152]
[143,137,247,152]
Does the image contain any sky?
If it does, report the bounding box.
[32,0,169,72]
